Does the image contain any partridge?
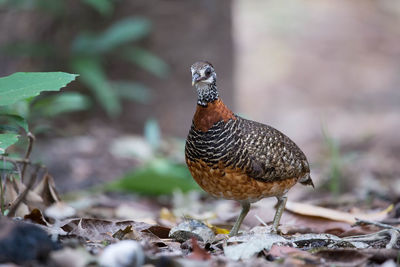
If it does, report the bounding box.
[185,61,313,236]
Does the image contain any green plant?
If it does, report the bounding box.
[0,71,77,214]
[1,0,169,117]
[106,119,200,195]
[321,126,342,196]
[107,158,198,195]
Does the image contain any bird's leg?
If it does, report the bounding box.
[271,195,287,233]
[229,201,250,237]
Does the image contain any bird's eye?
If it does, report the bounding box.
[205,68,211,77]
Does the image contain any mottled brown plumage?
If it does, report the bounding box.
[185,61,313,236]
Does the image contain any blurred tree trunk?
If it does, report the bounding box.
[118,0,234,137]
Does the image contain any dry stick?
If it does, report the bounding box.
[0,156,31,165]
[343,229,399,249]
[353,218,400,249]
[1,156,6,214]
[7,165,40,217]
[21,132,35,183]
[355,218,400,232]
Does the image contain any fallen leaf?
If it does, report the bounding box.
[61,218,165,243]
[280,211,354,235]
[33,174,60,206]
[268,244,305,258]
[146,225,170,239]
[224,228,286,260]
[286,201,392,224]
[24,208,49,226]
[187,237,211,261]
[313,248,371,266]
[4,179,29,217]
[113,225,137,240]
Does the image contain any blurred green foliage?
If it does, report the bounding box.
[107,158,199,195]
[1,0,169,117]
[321,126,357,196]
[107,119,199,195]
[322,128,342,196]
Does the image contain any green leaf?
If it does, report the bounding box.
[0,72,78,106]
[82,0,114,16]
[71,57,120,117]
[0,100,30,119]
[0,133,19,154]
[72,17,151,54]
[121,47,169,78]
[32,92,92,117]
[111,81,150,103]
[107,159,199,195]
[0,114,28,132]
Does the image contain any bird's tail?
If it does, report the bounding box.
[299,173,314,188]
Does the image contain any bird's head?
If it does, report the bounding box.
[190,61,217,87]
[190,61,219,106]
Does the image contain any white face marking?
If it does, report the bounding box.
[191,65,216,85]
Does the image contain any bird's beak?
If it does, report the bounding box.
[192,73,200,86]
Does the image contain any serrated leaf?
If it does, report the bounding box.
[0,133,19,154]
[0,72,78,106]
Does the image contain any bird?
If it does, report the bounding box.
[185,61,314,237]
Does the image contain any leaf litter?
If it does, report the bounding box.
[1,164,400,266]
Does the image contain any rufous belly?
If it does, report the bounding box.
[186,159,297,202]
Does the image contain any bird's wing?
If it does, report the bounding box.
[236,117,310,183]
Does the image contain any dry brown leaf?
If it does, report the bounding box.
[187,238,211,261]
[268,244,307,258]
[314,249,371,266]
[280,212,354,235]
[112,225,140,240]
[4,179,29,217]
[33,174,60,206]
[61,218,168,243]
[13,178,43,204]
[285,201,392,224]
[24,208,49,226]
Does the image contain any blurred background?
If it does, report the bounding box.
[1,0,399,201]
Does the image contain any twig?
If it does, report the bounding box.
[7,165,40,217]
[0,156,31,165]
[0,156,46,172]
[21,132,35,183]
[1,157,6,214]
[254,214,268,227]
[355,218,400,232]
[343,229,399,249]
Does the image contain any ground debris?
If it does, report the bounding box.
[169,219,215,243]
